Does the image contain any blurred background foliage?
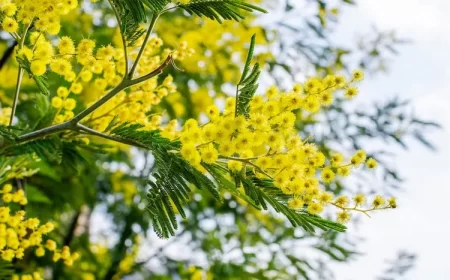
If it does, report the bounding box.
[0,0,438,279]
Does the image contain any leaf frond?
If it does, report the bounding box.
[236,34,260,117]
[178,0,267,23]
[147,148,221,238]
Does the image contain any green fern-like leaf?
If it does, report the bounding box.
[178,0,267,23]
[147,148,221,238]
[2,136,62,162]
[252,177,347,232]
[236,34,260,117]
[0,260,14,279]
[0,125,18,143]
[204,163,262,209]
[110,0,148,46]
[141,0,171,13]
[110,122,176,150]
[108,123,222,238]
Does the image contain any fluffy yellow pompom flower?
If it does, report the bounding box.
[353,194,366,206]
[70,82,83,94]
[307,202,324,214]
[388,197,397,208]
[63,98,77,111]
[345,87,359,99]
[288,197,304,210]
[1,4,17,17]
[200,144,219,164]
[206,105,220,120]
[46,240,57,251]
[227,160,243,172]
[334,196,349,207]
[352,69,364,82]
[336,211,351,224]
[1,249,15,261]
[51,97,63,109]
[372,195,386,208]
[321,168,335,183]
[58,36,75,56]
[2,193,12,203]
[30,61,47,76]
[2,17,18,32]
[2,184,12,193]
[35,246,45,257]
[366,158,378,169]
[50,59,72,76]
[57,87,69,98]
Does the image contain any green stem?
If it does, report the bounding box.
[235,85,239,117]
[108,0,129,74]
[129,54,172,85]
[76,123,148,149]
[71,80,129,123]
[9,68,24,126]
[16,121,73,143]
[9,22,33,126]
[219,156,273,179]
[128,13,159,79]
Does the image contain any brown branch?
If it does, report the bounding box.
[0,41,17,70]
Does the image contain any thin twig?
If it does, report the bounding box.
[9,22,33,126]
[108,0,129,74]
[0,41,18,70]
[76,123,148,149]
[128,13,159,79]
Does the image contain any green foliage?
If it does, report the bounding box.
[110,122,176,150]
[109,0,148,46]
[16,56,50,95]
[0,261,14,280]
[3,137,62,162]
[204,163,262,209]
[147,148,221,238]
[0,134,99,174]
[251,177,346,232]
[205,163,345,234]
[236,34,260,117]
[109,123,224,238]
[0,125,18,142]
[141,0,171,13]
[178,0,267,23]
[0,1,438,278]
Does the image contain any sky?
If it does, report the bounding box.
[331,1,450,279]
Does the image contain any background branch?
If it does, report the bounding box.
[0,41,18,70]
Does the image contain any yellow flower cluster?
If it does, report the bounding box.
[333,194,397,223]
[24,32,185,129]
[87,34,192,132]
[0,184,78,265]
[0,106,11,125]
[111,171,137,205]
[88,74,177,132]
[0,0,78,35]
[1,4,194,141]
[178,71,394,222]
[11,272,43,280]
[113,236,141,280]
[157,16,269,82]
[26,36,125,125]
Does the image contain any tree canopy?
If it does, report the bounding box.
[0,0,438,279]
